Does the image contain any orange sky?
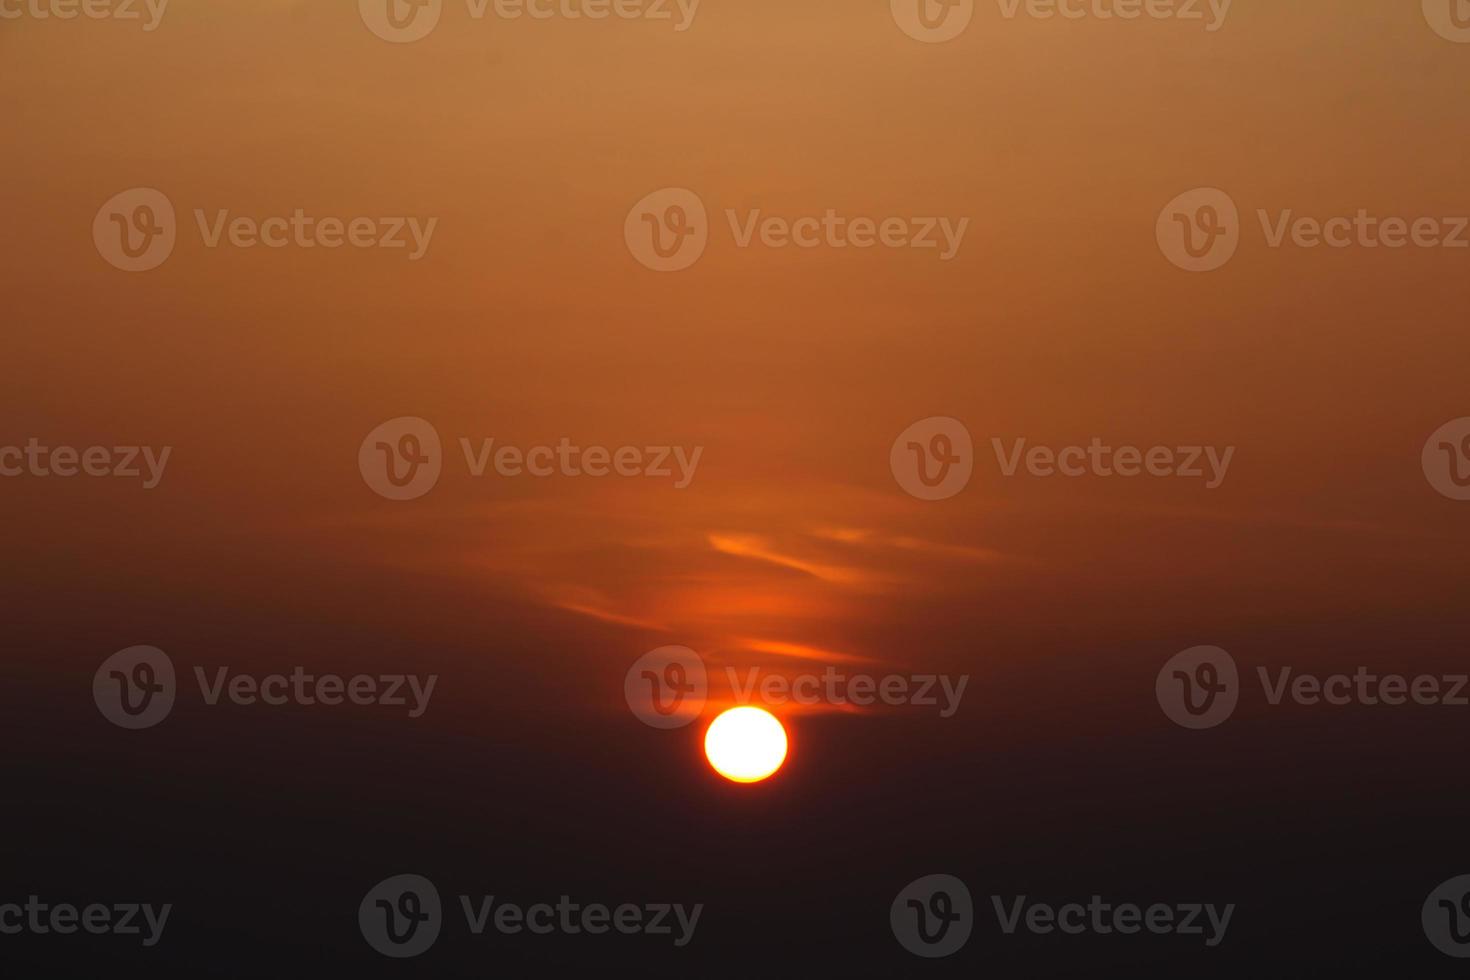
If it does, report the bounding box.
[4,1,1468,710]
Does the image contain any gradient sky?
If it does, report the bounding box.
[5,0,1468,715]
[6,4,1470,977]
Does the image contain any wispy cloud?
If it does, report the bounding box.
[732,637,878,665]
[542,586,669,631]
[812,526,1010,563]
[707,532,874,585]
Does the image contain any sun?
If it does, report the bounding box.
[704,706,788,783]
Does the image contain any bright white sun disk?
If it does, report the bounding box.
[704,706,788,783]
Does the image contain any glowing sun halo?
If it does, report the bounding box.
[704,707,788,783]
